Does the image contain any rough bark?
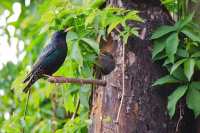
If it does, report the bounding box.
[90,0,180,133]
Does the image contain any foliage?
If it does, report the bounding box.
[0,0,141,132]
[177,0,199,18]
[151,13,200,118]
[161,0,177,13]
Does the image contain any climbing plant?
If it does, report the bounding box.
[152,3,200,118]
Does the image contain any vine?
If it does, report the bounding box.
[151,12,200,118]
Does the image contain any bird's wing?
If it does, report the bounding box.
[24,43,56,82]
[32,43,56,72]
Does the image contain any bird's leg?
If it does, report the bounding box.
[43,74,63,78]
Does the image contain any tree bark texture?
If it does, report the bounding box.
[90,0,182,133]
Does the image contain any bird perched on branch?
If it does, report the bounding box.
[23,30,68,93]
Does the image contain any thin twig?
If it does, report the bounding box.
[115,41,125,123]
[46,76,106,86]
[71,98,80,120]
[176,103,184,132]
[22,89,31,133]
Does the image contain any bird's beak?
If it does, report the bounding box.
[64,27,73,32]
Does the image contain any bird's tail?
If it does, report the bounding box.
[23,77,36,93]
[23,72,32,83]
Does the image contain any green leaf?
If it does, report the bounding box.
[124,11,143,22]
[191,51,200,58]
[176,49,189,58]
[153,53,167,61]
[170,59,187,75]
[81,38,99,54]
[152,38,165,59]
[167,54,175,64]
[171,67,187,81]
[163,57,172,66]
[196,60,200,70]
[152,75,179,86]
[165,32,179,56]
[190,82,200,90]
[55,129,63,133]
[66,31,79,41]
[151,25,176,39]
[182,27,200,43]
[79,85,90,109]
[130,28,139,36]
[186,87,200,118]
[90,0,105,8]
[176,13,194,30]
[107,19,122,34]
[71,42,83,67]
[184,59,195,81]
[85,11,97,26]
[167,85,188,118]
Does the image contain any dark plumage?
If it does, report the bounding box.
[23,30,68,93]
[98,52,115,75]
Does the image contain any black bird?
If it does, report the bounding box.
[97,52,115,75]
[23,30,68,93]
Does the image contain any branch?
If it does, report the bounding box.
[47,76,107,86]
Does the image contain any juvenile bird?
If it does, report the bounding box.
[97,52,115,75]
[23,30,68,93]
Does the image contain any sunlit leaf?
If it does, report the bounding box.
[67,31,79,41]
[71,41,83,67]
[81,38,99,54]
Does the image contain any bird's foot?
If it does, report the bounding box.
[43,75,62,80]
[43,74,54,79]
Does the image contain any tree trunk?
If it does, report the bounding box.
[90,0,179,133]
